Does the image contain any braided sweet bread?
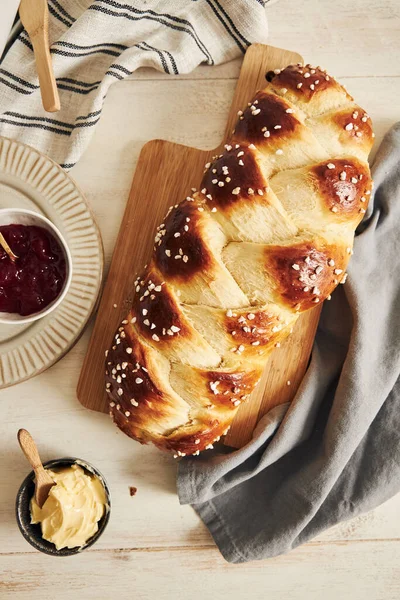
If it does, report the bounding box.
[105,64,374,456]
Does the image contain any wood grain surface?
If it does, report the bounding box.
[3,1,400,596]
[2,541,400,600]
[76,43,331,449]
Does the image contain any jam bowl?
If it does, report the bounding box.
[0,208,72,325]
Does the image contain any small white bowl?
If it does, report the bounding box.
[0,208,72,325]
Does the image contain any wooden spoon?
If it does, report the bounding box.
[19,0,61,112]
[17,429,55,508]
[0,232,18,262]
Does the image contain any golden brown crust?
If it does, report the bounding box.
[332,107,374,155]
[153,200,212,282]
[105,62,373,456]
[106,332,180,442]
[267,64,353,116]
[223,306,292,354]
[200,144,268,210]
[267,64,346,102]
[204,369,256,408]
[106,331,239,455]
[154,421,230,456]
[265,240,349,311]
[131,267,188,345]
[232,91,301,147]
[311,158,372,221]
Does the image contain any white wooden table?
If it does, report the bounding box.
[1,1,400,597]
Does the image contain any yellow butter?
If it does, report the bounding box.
[30,463,107,550]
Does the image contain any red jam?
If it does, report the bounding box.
[0,224,67,316]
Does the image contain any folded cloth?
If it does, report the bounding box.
[178,124,400,563]
[0,0,270,170]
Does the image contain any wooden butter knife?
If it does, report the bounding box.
[18,428,55,508]
[19,0,60,112]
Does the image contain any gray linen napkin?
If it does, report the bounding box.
[177,124,400,563]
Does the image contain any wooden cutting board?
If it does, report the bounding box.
[77,43,322,449]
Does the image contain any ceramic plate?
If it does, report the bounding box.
[0,137,103,388]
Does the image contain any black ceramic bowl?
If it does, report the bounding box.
[15,457,111,556]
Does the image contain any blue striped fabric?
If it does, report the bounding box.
[0,0,271,169]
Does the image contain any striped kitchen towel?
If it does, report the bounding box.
[0,1,272,170]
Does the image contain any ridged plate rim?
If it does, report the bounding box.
[0,136,103,389]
